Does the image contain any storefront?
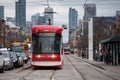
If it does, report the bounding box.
[100,37,120,66]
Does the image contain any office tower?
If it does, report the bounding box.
[26,21,32,32]
[31,13,46,26]
[83,4,96,29]
[116,10,120,18]
[39,16,46,25]
[15,0,26,28]
[69,8,78,30]
[69,7,78,42]
[0,6,4,19]
[31,13,40,26]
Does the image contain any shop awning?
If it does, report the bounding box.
[100,37,120,44]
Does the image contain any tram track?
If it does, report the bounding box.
[71,55,118,80]
[18,67,57,80]
[65,55,87,80]
[18,68,35,80]
[66,56,118,80]
[85,64,117,80]
[50,70,56,80]
[16,66,31,73]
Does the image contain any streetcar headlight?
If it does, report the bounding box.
[51,55,57,58]
[36,55,41,58]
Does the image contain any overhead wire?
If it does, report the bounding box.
[1,3,120,7]
[0,0,120,7]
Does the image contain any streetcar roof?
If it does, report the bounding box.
[32,25,62,34]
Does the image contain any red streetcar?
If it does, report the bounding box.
[63,46,70,55]
[31,25,64,69]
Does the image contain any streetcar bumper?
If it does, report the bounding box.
[31,60,63,68]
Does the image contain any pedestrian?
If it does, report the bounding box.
[82,52,84,58]
[99,51,103,61]
[104,49,109,64]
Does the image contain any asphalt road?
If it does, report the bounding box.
[0,55,119,80]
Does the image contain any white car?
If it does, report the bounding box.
[2,51,14,70]
[0,52,4,73]
[16,52,24,67]
[0,48,8,52]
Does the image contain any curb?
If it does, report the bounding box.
[72,54,105,70]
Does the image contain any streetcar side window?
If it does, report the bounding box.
[54,33,61,52]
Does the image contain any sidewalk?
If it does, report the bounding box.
[73,54,120,75]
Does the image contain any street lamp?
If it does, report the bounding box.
[3,25,5,48]
[10,29,12,43]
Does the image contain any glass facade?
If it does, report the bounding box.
[0,6,4,19]
[15,0,26,27]
[69,8,78,30]
[83,4,96,29]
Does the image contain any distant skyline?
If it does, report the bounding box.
[0,0,120,43]
[1,0,120,22]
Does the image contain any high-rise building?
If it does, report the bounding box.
[44,7,54,25]
[69,7,78,43]
[26,21,32,32]
[26,21,32,28]
[116,10,120,18]
[31,13,40,26]
[39,16,46,25]
[15,0,26,28]
[83,4,96,29]
[0,6,4,19]
[31,13,46,26]
[69,8,78,30]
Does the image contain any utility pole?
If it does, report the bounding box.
[3,26,5,47]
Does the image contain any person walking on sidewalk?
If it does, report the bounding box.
[104,49,109,64]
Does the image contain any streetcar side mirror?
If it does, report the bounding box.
[62,25,67,30]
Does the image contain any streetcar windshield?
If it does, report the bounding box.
[64,49,70,52]
[32,33,61,54]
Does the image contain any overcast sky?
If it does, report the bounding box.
[0,0,120,43]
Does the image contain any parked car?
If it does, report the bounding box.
[20,53,28,64]
[9,52,19,68]
[0,48,8,53]
[16,52,24,67]
[0,52,4,73]
[2,51,14,70]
